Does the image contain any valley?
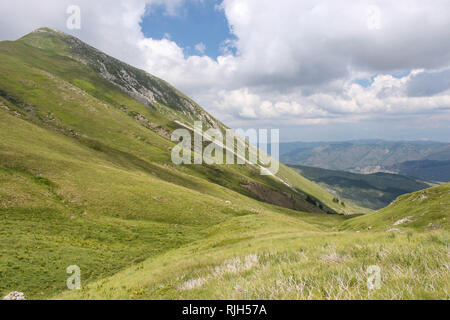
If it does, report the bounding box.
[0,28,448,300]
[289,164,434,210]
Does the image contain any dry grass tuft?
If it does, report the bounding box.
[177,254,259,291]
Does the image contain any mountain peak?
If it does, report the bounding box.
[17,28,222,129]
[21,27,72,42]
[32,27,63,34]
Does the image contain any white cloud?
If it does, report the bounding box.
[194,42,206,55]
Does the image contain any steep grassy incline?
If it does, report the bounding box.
[0,108,279,298]
[19,28,223,129]
[1,103,344,298]
[0,27,346,215]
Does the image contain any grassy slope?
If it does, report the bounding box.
[0,106,333,298]
[0,32,346,215]
[341,183,450,232]
[57,185,449,300]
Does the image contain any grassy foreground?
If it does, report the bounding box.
[56,210,449,300]
[57,184,449,300]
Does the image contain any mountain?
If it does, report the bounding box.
[279,140,450,180]
[0,27,364,299]
[0,27,347,214]
[387,160,450,182]
[289,165,433,210]
[21,29,223,130]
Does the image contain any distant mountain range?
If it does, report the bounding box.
[289,164,433,210]
[279,140,450,182]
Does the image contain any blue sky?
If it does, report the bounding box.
[354,70,411,88]
[140,0,235,58]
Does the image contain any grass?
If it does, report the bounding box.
[341,183,450,232]
[2,120,444,300]
[55,212,449,300]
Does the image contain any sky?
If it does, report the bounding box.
[0,0,450,142]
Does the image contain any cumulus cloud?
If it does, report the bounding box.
[0,0,449,138]
[194,42,206,55]
[202,68,450,129]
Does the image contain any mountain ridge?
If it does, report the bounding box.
[278,140,450,181]
[387,159,450,182]
[19,27,223,130]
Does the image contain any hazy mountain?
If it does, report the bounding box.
[279,140,450,179]
[0,27,348,215]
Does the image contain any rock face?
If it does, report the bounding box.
[2,291,26,300]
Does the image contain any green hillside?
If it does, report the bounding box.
[0,28,448,300]
[289,164,433,210]
[341,183,450,232]
[0,28,345,214]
